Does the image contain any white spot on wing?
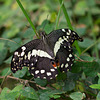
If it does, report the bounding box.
[41,70,45,74]
[67,57,70,61]
[50,69,55,72]
[64,46,66,48]
[69,54,72,57]
[35,70,39,74]
[24,55,27,59]
[14,52,18,55]
[43,77,46,79]
[28,51,31,60]
[71,64,73,66]
[31,63,34,66]
[63,36,68,41]
[67,32,70,35]
[37,76,40,78]
[22,46,26,51]
[31,67,34,69]
[12,58,15,61]
[68,29,71,33]
[32,49,52,59]
[65,63,68,68]
[31,73,34,76]
[55,74,58,77]
[47,72,51,76]
[54,37,64,56]
[66,36,69,38]
[61,64,64,68]
[50,77,53,79]
[62,29,66,32]
[21,52,25,56]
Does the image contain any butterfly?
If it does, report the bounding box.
[11,28,83,80]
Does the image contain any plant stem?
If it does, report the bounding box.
[58,0,81,55]
[55,1,63,29]
[81,38,100,55]
[16,0,39,38]
[58,0,73,30]
[87,5,99,59]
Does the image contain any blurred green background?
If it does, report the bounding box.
[0,0,100,100]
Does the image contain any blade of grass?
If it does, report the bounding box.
[58,0,73,30]
[55,1,63,29]
[81,37,100,55]
[16,0,39,38]
[87,2,99,59]
[0,38,17,44]
[58,0,82,55]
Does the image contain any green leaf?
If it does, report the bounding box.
[74,1,87,16]
[44,23,54,34]
[78,38,94,48]
[0,42,5,51]
[21,28,35,39]
[4,92,17,100]
[90,84,100,89]
[10,84,24,98]
[97,73,100,84]
[76,27,86,36]
[34,78,47,87]
[72,61,100,77]
[63,79,75,91]
[97,91,100,100]
[50,94,60,99]
[1,67,11,76]
[4,56,12,64]
[21,87,38,100]
[0,42,8,65]
[86,0,96,7]
[0,87,11,95]
[2,26,19,38]
[0,87,11,100]
[13,67,28,78]
[7,38,22,53]
[91,7,100,15]
[39,93,50,100]
[70,92,86,100]
[11,84,23,93]
[39,88,65,100]
[80,55,94,62]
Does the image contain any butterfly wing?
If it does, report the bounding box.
[11,39,41,73]
[11,28,83,80]
[29,57,58,80]
[47,28,82,72]
[11,39,58,80]
[46,28,83,56]
[56,47,74,72]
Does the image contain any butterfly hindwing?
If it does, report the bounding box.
[56,47,74,72]
[29,57,58,80]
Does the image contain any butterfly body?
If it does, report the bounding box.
[11,28,83,80]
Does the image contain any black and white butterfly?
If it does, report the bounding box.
[11,28,83,80]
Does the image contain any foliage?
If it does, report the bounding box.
[0,0,100,100]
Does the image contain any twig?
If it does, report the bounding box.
[0,38,17,44]
[75,54,91,63]
[81,38,100,55]
[0,75,46,89]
